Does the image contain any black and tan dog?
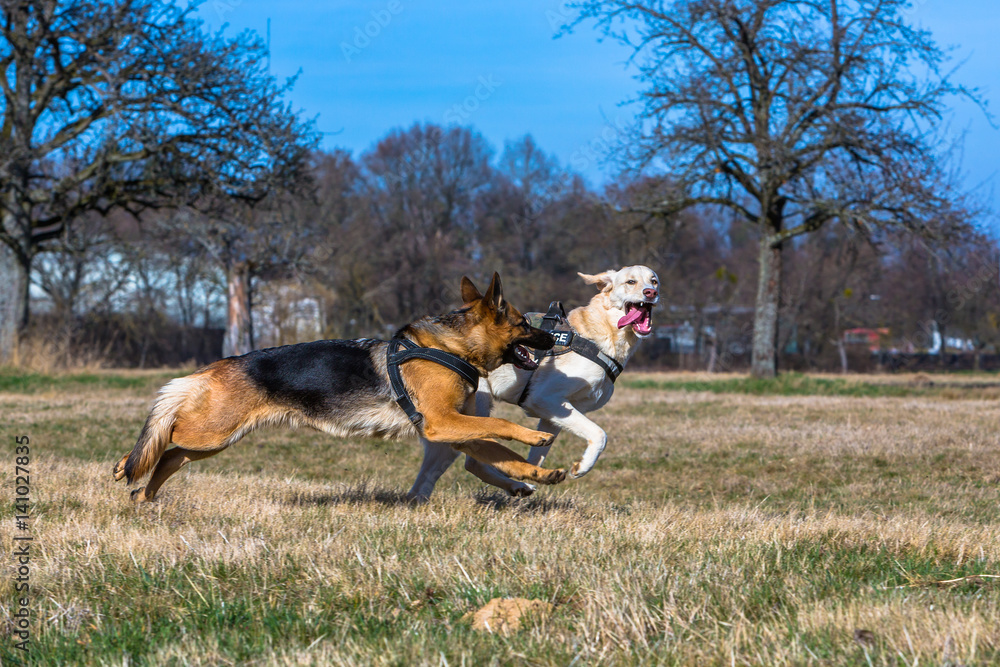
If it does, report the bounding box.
[113,273,566,502]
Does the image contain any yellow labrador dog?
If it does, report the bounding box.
[409,265,659,501]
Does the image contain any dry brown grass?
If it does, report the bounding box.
[2,371,999,665]
[4,337,112,374]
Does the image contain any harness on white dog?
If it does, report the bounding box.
[386,336,481,427]
[517,301,624,406]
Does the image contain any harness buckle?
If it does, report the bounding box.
[539,301,567,331]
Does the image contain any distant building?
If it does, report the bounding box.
[844,325,975,354]
[253,283,324,348]
[655,321,712,354]
[843,327,889,352]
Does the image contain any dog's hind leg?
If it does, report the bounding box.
[131,446,228,503]
[113,452,130,481]
[408,439,461,503]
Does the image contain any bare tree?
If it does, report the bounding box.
[783,226,881,371]
[497,135,567,272]
[361,123,494,321]
[159,189,318,359]
[572,0,977,376]
[31,213,126,324]
[298,150,365,338]
[0,0,315,362]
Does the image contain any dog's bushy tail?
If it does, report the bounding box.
[123,374,205,483]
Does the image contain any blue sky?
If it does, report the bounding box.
[203,0,1000,223]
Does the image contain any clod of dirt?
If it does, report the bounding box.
[462,598,554,635]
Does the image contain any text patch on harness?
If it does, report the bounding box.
[518,302,625,406]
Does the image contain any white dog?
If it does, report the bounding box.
[408,265,660,501]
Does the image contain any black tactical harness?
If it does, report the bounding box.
[386,336,481,427]
[517,301,625,406]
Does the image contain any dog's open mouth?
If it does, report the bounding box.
[618,302,654,336]
[511,344,539,371]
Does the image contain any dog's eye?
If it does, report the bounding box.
[627,279,637,285]
[651,279,658,285]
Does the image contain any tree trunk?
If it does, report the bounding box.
[833,300,847,374]
[0,241,30,364]
[935,319,947,370]
[223,260,253,358]
[751,235,782,378]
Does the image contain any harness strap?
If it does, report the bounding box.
[540,301,566,330]
[517,301,625,407]
[386,337,481,426]
[569,336,624,383]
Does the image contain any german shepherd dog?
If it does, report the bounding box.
[113,273,566,502]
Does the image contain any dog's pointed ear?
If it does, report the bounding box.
[578,270,617,293]
[460,276,483,304]
[482,272,505,312]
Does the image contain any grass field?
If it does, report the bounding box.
[2,368,999,665]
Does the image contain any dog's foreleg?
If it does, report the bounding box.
[572,426,608,478]
[461,384,534,496]
[450,439,565,485]
[408,439,461,503]
[526,418,561,466]
[463,457,535,497]
[531,401,607,478]
[421,413,556,449]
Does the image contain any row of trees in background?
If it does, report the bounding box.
[15,123,1000,370]
[3,0,997,373]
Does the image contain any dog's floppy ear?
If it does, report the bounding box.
[482,272,506,312]
[460,276,483,304]
[578,270,617,293]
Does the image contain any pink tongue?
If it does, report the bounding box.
[617,307,644,329]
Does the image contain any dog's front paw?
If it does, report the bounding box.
[528,430,556,448]
[113,457,127,481]
[534,467,566,485]
[129,487,146,503]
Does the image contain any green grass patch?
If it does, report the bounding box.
[0,367,179,395]
[622,372,999,398]
[7,372,1000,665]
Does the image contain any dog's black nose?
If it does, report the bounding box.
[643,288,658,300]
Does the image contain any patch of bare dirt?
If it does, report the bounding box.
[462,598,554,635]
